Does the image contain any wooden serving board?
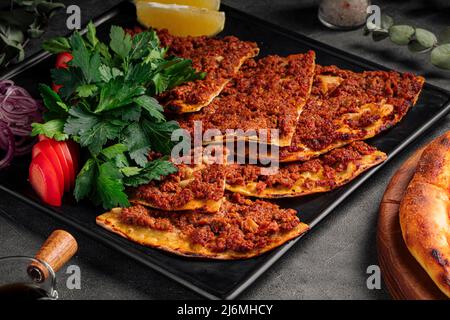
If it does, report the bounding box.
[377,148,448,300]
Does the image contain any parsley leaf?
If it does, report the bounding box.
[64,106,125,155]
[99,64,123,82]
[121,122,151,167]
[109,25,132,60]
[131,29,164,61]
[142,119,180,154]
[31,119,68,141]
[119,105,141,122]
[120,166,141,177]
[76,84,97,98]
[95,78,145,113]
[123,158,177,187]
[38,83,69,115]
[163,58,206,88]
[124,62,154,85]
[133,95,165,122]
[150,72,169,95]
[50,67,84,98]
[83,120,126,155]
[93,161,129,209]
[70,32,101,83]
[64,106,99,137]
[42,36,71,54]
[100,143,128,160]
[85,21,99,48]
[74,158,97,201]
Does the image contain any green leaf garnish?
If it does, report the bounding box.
[31,119,69,141]
[365,17,450,71]
[431,44,450,70]
[389,25,415,45]
[32,23,205,209]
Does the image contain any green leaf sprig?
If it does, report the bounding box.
[0,0,64,67]
[364,15,450,70]
[32,22,204,209]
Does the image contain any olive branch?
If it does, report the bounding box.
[364,14,450,70]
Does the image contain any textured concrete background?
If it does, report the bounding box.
[0,0,449,300]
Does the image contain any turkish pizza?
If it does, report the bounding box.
[156,29,260,113]
[225,141,386,198]
[400,132,450,298]
[278,65,424,162]
[178,52,316,147]
[97,194,309,259]
[130,153,227,213]
[95,27,427,261]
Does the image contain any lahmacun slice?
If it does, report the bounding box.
[130,151,227,213]
[178,51,316,147]
[225,141,386,198]
[157,29,260,113]
[278,65,424,162]
[97,194,309,260]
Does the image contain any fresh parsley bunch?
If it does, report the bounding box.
[32,22,205,209]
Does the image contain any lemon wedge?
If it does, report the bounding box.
[135,2,225,37]
[135,0,220,11]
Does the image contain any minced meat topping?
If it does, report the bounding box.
[226,141,378,192]
[120,193,301,253]
[131,163,225,210]
[178,51,316,142]
[156,29,259,108]
[280,65,423,157]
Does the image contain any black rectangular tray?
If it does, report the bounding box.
[1,1,450,300]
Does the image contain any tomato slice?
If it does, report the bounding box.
[52,141,75,191]
[51,83,63,93]
[52,52,73,93]
[31,141,65,194]
[66,140,79,178]
[29,153,62,206]
[49,142,72,192]
[55,52,73,69]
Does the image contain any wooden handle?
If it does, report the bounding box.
[28,230,78,282]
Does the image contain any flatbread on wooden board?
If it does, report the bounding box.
[400,132,450,298]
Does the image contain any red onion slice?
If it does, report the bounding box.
[0,120,15,170]
[0,80,43,169]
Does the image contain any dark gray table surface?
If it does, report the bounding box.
[0,0,449,300]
